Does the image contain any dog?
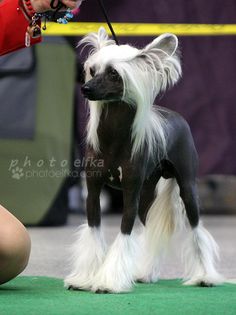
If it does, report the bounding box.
[64,27,223,293]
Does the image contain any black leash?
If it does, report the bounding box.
[49,0,119,45]
[96,0,119,45]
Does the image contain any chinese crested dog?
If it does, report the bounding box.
[65,27,223,293]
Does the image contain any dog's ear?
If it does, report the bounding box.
[139,33,181,90]
[144,33,178,57]
[78,27,116,53]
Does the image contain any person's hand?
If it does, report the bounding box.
[31,0,82,13]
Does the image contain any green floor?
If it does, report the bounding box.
[0,277,235,315]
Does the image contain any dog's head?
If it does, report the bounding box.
[79,27,181,105]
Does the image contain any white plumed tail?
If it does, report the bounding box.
[136,177,223,286]
[136,178,184,282]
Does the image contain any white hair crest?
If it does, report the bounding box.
[80,29,182,160]
[79,26,115,55]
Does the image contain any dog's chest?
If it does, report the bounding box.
[98,102,135,144]
[105,166,123,188]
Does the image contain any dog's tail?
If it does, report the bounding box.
[144,177,184,252]
[136,178,184,282]
[137,177,224,286]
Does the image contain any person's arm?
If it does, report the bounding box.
[0,0,41,56]
[0,0,80,56]
[0,205,31,285]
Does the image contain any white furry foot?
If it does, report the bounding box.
[91,233,139,293]
[183,274,224,287]
[183,221,224,287]
[64,224,107,291]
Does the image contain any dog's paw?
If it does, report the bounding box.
[199,281,214,287]
[91,280,132,294]
[92,281,133,293]
[183,274,224,287]
[95,289,110,294]
[92,284,114,294]
[67,285,84,291]
[134,271,159,284]
[64,275,92,291]
[183,278,214,287]
[135,277,158,284]
[92,285,122,294]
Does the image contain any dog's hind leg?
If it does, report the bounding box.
[138,173,161,225]
[177,177,224,286]
[64,178,107,291]
[92,170,143,293]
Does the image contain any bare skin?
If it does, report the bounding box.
[0,205,31,285]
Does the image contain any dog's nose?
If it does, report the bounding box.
[81,85,91,95]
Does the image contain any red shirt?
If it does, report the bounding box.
[0,0,41,56]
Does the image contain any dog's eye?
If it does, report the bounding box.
[90,67,95,77]
[109,68,119,80]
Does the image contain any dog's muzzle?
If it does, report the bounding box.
[81,84,92,98]
[81,83,105,101]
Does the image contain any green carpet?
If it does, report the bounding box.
[0,277,235,315]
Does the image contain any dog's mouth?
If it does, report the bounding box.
[81,85,123,102]
[81,86,101,101]
[83,93,95,100]
[82,91,120,102]
[83,93,103,101]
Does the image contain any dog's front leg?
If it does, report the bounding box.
[92,169,143,293]
[64,175,107,291]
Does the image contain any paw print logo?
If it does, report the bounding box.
[11,167,24,180]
